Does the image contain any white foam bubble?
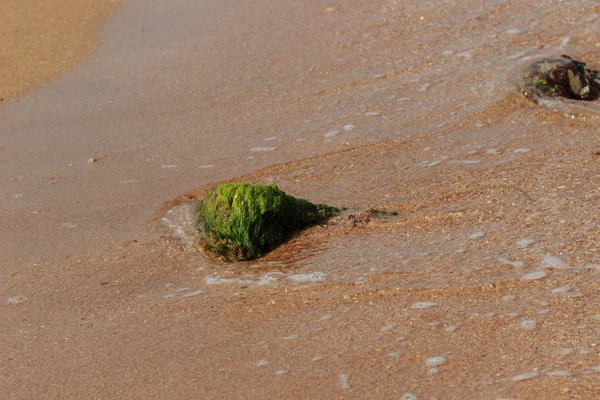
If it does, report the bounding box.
[400,393,418,400]
[343,124,356,131]
[551,285,572,294]
[7,295,28,305]
[340,373,351,389]
[324,130,340,138]
[520,320,537,330]
[445,326,457,332]
[256,359,269,367]
[498,258,524,268]
[258,271,285,285]
[182,289,203,297]
[274,370,288,375]
[364,111,380,116]
[423,160,443,167]
[511,371,538,381]
[418,83,431,92]
[411,301,438,309]
[516,238,535,248]
[287,272,327,282]
[425,356,447,367]
[521,271,547,280]
[469,232,485,239]
[556,348,573,355]
[541,256,569,269]
[547,370,572,377]
[203,276,254,286]
[250,147,277,152]
[583,366,600,374]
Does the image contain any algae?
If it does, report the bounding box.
[519,55,600,102]
[197,182,338,261]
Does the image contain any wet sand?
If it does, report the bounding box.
[2,1,600,399]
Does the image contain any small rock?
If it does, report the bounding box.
[87,157,96,164]
[519,55,600,102]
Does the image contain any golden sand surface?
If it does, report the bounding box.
[3,0,600,398]
[0,0,117,101]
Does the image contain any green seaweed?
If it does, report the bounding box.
[197,182,339,261]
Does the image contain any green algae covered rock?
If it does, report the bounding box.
[197,183,339,261]
[519,55,600,102]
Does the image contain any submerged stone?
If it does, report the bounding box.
[197,182,338,261]
[519,55,600,102]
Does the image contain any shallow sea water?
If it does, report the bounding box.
[150,2,600,311]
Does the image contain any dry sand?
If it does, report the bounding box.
[0,0,117,101]
[2,1,600,399]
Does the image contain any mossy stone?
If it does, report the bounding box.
[519,55,600,102]
[197,183,338,261]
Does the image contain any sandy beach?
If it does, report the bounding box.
[2,0,600,398]
[0,0,117,101]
